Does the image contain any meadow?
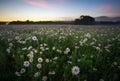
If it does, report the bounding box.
[0,25,120,81]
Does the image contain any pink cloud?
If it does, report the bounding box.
[24,0,48,8]
[24,0,64,8]
[98,4,112,10]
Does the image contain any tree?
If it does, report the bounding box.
[74,15,95,25]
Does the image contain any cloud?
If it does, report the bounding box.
[98,4,112,10]
[24,0,64,8]
[24,0,48,8]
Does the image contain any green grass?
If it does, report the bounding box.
[0,25,120,81]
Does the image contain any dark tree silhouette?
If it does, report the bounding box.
[74,15,95,25]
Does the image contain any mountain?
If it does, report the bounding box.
[95,16,120,22]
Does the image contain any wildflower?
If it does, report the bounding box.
[40,44,43,47]
[48,71,55,75]
[33,49,38,53]
[40,47,45,51]
[56,49,62,53]
[77,59,81,62]
[93,67,97,71]
[29,58,33,63]
[113,62,117,66]
[85,33,91,38]
[42,76,48,81]
[20,68,26,74]
[40,51,43,54]
[24,61,30,67]
[64,48,70,54]
[15,71,21,76]
[83,38,88,43]
[46,47,49,50]
[28,46,33,50]
[9,43,13,47]
[90,55,94,58]
[22,47,27,50]
[6,48,10,53]
[27,52,34,59]
[38,58,43,63]
[15,36,19,40]
[71,66,80,75]
[75,46,79,49]
[32,36,38,41]
[43,43,47,46]
[34,72,40,78]
[36,64,42,69]
[45,58,49,63]
[52,46,55,50]
[67,61,72,64]
[53,57,58,60]
[20,55,24,59]
[99,79,104,81]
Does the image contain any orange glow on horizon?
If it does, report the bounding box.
[0,16,72,22]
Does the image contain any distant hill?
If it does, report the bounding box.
[95,16,120,22]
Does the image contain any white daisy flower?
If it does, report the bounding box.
[15,36,19,40]
[9,43,13,47]
[28,46,33,50]
[43,43,47,46]
[52,46,56,50]
[40,51,43,54]
[20,68,26,74]
[71,66,80,75]
[29,58,33,63]
[32,36,38,41]
[23,61,30,67]
[45,58,49,63]
[34,72,40,78]
[45,47,49,50]
[53,57,58,60]
[22,47,27,50]
[56,49,62,53]
[48,71,55,75]
[27,52,34,59]
[15,71,21,76]
[42,76,47,81]
[38,58,43,63]
[99,79,104,81]
[36,64,42,69]
[6,48,10,53]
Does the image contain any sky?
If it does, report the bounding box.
[0,0,120,21]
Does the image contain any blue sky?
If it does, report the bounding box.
[0,0,120,21]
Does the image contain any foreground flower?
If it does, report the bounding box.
[9,43,13,47]
[45,58,49,63]
[42,76,47,81]
[34,72,40,78]
[32,36,38,41]
[6,48,10,53]
[64,48,70,54]
[20,68,26,74]
[38,57,43,63]
[36,64,42,69]
[71,66,80,75]
[24,61,30,67]
[99,79,104,81]
[48,71,56,75]
[15,71,21,76]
